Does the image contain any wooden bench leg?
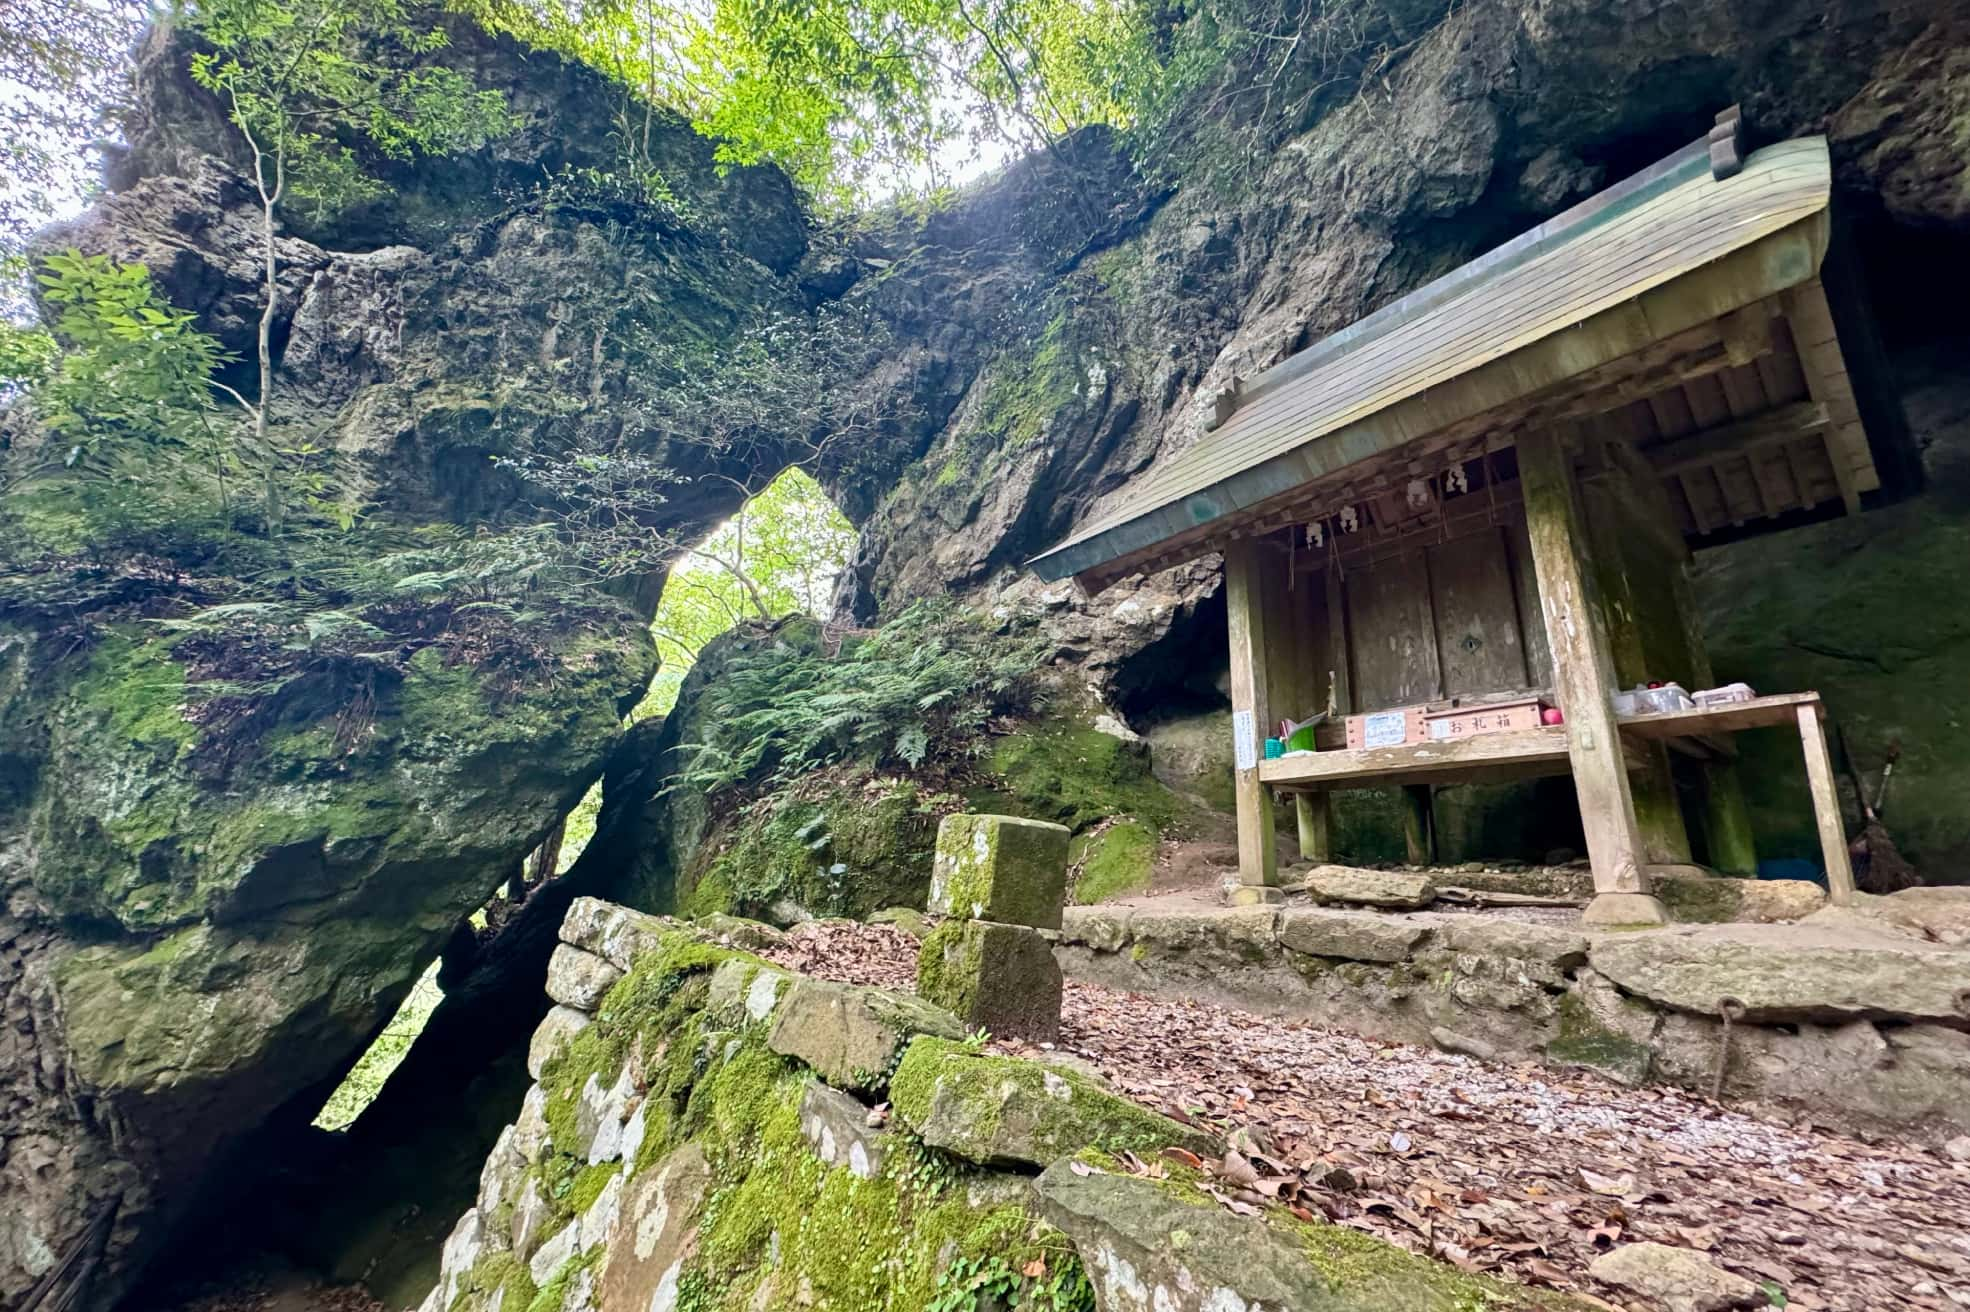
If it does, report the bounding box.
[1296,792,1333,862]
[1795,705,1856,905]
[1400,785,1433,866]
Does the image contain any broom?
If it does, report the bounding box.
[1838,725,1918,894]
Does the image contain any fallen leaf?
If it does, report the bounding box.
[1579,1167,1636,1197]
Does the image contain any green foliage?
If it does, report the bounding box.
[461,0,1157,206]
[673,602,1049,795]
[0,1,145,261]
[313,959,443,1129]
[927,1250,1096,1312]
[11,251,234,480]
[642,468,855,719]
[187,0,515,222]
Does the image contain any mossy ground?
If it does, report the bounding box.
[1070,820,1157,903]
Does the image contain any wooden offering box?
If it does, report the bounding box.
[1424,698,1545,742]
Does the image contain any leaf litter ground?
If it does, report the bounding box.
[765,919,1970,1312]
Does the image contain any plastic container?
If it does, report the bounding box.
[1613,683,1693,716]
[1693,682,1756,708]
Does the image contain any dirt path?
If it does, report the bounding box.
[766,921,1970,1312]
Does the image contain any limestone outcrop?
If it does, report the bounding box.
[1,19,802,1305]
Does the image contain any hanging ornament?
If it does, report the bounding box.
[1306,520,1324,549]
[1338,505,1360,533]
[1405,477,1432,511]
[1445,462,1470,495]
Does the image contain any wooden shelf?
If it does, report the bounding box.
[1615,691,1821,739]
[1259,725,1572,790]
[1259,693,1823,794]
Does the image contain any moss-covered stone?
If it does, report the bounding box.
[928,812,1070,928]
[916,920,1062,1041]
[1070,819,1158,904]
[765,978,966,1092]
[1548,992,1657,1086]
[1037,1159,1582,1311]
[981,717,1180,834]
[678,772,943,921]
[890,1037,1210,1167]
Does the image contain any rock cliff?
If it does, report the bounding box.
[5,0,1970,1305]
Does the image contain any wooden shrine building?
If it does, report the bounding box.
[1029,121,1914,924]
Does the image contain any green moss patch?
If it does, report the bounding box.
[891,1037,1207,1167]
[679,772,945,920]
[452,1251,536,1312]
[1071,820,1157,904]
[1547,993,1655,1085]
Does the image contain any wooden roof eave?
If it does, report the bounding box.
[1044,209,1832,595]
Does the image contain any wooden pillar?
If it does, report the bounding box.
[1796,704,1857,905]
[1582,437,1692,867]
[1224,539,1280,898]
[1296,793,1333,862]
[1664,538,1759,875]
[1699,767,1760,875]
[1400,786,1433,865]
[1518,430,1666,924]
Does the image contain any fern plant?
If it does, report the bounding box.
[671,601,1051,796]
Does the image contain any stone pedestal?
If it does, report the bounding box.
[918,919,1063,1042]
[1583,892,1671,927]
[929,813,1070,929]
[921,812,1070,1041]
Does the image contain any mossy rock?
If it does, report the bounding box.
[928,812,1070,928]
[1548,991,1657,1087]
[916,920,1062,1042]
[678,774,941,922]
[764,978,965,1093]
[1071,820,1159,904]
[1036,1159,1585,1311]
[890,1037,1210,1168]
[981,717,1179,834]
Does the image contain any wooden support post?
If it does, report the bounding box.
[1795,704,1856,905]
[1585,434,1695,867]
[1296,793,1333,862]
[1400,785,1433,866]
[1700,765,1760,876]
[1224,539,1281,898]
[1517,430,1665,924]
